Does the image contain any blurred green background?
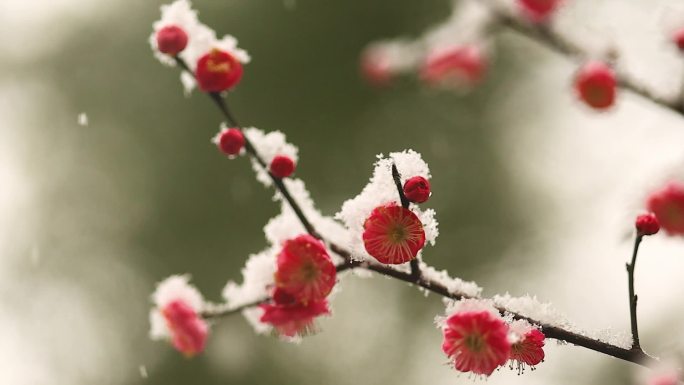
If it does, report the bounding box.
[3,0,684,384]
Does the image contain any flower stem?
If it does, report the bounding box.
[626,234,643,350]
[390,163,420,278]
[391,163,410,209]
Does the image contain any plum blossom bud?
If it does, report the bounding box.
[673,27,684,52]
[647,182,684,236]
[635,213,660,236]
[403,176,431,203]
[156,25,189,55]
[214,127,245,156]
[270,155,296,178]
[196,49,244,92]
[574,61,617,110]
[517,0,562,23]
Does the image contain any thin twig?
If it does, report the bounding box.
[627,234,644,350]
[174,56,321,239]
[391,163,421,278]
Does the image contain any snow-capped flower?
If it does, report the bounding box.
[149,275,209,356]
[362,203,426,264]
[337,151,437,262]
[508,320,545,372]
[270,155,296,178]
[403,176,431,203]
[156,25,189,55]
[420,45,488,89]
[635,213,660,236]
[517,0,562,23]
[150,0,251,93]
[274,235,336,304]
[440,300,511,376]
[259,288,330,337]
[574,61,617,110]
[196,49,244,92]
[213,126,245,156]
[647,182,684,236]
[150,0,201,66]
[243,128,299,187]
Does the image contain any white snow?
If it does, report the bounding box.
[419,261,483,298]
[493,293,632,348]
[507,319,536,344]
[152,274,204,310]
[437,298,501,328]
[243,127,299,187]
[222,247,277,309]
[77,112,88,126]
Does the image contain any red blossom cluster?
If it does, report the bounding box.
[441,305,545,376]
[260,235,337,337]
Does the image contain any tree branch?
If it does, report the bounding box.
[171,56,657,369]
[480,0,684,116]
[174,57,322,240]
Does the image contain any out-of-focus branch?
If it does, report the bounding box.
[480,0,684,115]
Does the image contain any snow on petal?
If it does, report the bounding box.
[152,274,204,311]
